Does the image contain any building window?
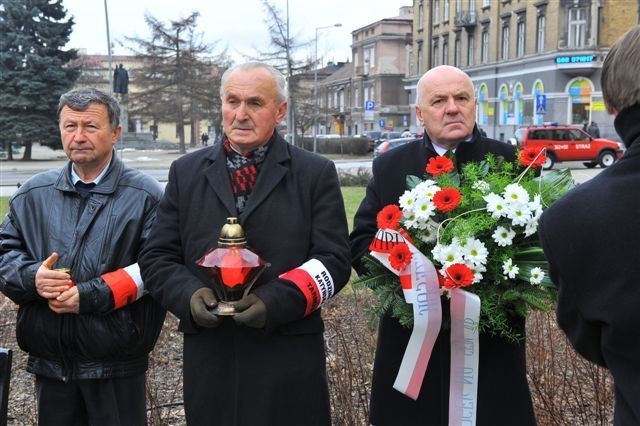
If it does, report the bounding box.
[568,7,587,48]
[467,33,475,66]
[432,39,439,66]
[456,0,462,13]
[517,19,525,57]
[481,29,489,64]
[418,3,424,30]
[502,25,510,60]
[499,85,509,125]
[478,84,489,126]
[454,35,461,67]
[482,0,490,7]
[536,14,546,52]
[417,42,424,74]
[433,0,440,25]
[364,45,375,74]
[568,78,592,125]
[444,0,450,21]
[443,36,449,65]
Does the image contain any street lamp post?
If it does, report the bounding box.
[313,23,342,153]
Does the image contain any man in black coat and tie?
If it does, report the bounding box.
[538,25,640,426]
[350,65,536,425]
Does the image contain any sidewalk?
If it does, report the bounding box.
[0,143,197,173]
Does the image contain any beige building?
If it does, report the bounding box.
[316,6,414,136]
[408,0,639,141]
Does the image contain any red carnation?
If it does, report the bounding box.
[433,188,462,212]
[425,156,455,177]
[442,263,475,289]
[518,147,546,169]
[377,204,403,230]
[389,243,413,271]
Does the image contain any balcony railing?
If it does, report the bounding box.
[454,10,477,28]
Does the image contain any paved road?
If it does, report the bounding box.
[0,145,373,196]
[0,143,601,196]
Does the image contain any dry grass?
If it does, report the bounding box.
[0,290,613,425]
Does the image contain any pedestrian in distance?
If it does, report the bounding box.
[539,24,640,426]
[587,121,600,138]
[139,62,351,425]
[201,132,209,146]
[350,65,536,425]
[0,87,166,425]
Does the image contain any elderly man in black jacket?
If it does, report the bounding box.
[539,25,640,426]
[350,65,535,425]
[139,62,351,425]
[0,88,165,425]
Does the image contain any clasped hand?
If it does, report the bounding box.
[189,288,266,329]
[35,252,79,314]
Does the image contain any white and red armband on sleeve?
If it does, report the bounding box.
[101,264,144,310]
[279,259,335,316]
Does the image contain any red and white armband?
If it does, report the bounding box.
[279,259,335,316]
[101,264,144,309]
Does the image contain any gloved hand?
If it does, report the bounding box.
[190,288,222,328]
[233,294,267,329]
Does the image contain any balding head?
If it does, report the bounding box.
[414,65,477,149]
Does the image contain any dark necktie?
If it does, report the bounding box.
[74,181,96,198]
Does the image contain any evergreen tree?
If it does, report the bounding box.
[0,0,79,160]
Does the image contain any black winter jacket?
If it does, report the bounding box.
[0,155,166,381]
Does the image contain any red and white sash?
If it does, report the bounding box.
[370,228,481,426]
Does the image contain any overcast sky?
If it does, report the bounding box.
[63,0,412,65]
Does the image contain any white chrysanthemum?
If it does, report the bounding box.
[399,190,415,211]
[414,180,440,199]
[529,195,543,221]
[530,267,545,285]
[472,180,491,194]
[484,193,507,218]
[504,183,530,204]
[414,196,437,219]
[418,220,439,243]
[403,213,420,230]
[505,203,532,227]
[502,258,519,279]
[492,226,516,247]
[524,218,539,237]
[432,243,464,267]
[462,238,488,266]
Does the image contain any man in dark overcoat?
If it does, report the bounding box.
[538,25,640,426]
[139,62,351,425]
[350,65,536,425]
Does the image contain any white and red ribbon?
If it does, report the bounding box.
[369,228,481,425]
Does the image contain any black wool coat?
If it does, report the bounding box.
[139,134,351,425]
[539,104,640,426]
[350,128,536,426]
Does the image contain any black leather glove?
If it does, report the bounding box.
[190,287,222,328]
[233,294,267,328]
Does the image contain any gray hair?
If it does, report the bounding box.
[602,25,640,113]
[220,62,288,103]
[57,88,121,130]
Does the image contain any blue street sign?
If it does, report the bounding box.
[379,119,386,127]
[365,100,375,111]
[536,94,547,115]
[402,115,408,126]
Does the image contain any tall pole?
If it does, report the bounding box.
[312,23,341,154]
[104,0,113,93]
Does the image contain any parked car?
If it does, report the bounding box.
[374,137,415,158]
[362,131,382,153]
[512,124,624,170]
[373,131,403,151]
